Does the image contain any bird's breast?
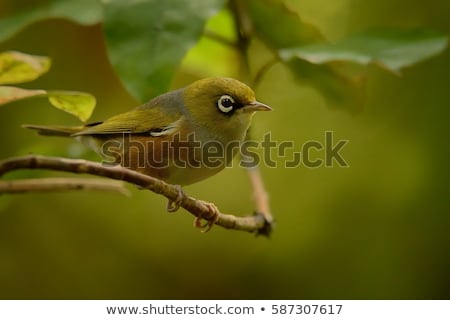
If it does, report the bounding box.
[92,125,243,186]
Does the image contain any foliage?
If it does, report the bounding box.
[0,0,102,42]
[280,28,448,73]
[103,0,226,101]
[0,0,446,112]
[0,51,95,122]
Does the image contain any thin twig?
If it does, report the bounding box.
[0,177,130,196]
[252,57,279,88]
[203,30,237,48]
[0,155,272,235]
[230,0,253,82]
[247,168,273,224]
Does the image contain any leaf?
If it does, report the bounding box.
[0,51,51,85]
[243,1,448,112]
[103,0,226,102]
[0,86,46,104]
[47,91,96,122]
[242,0,326,48]
[0,86,96,122]
[280,28,449,74]
[0,0,103,42]
[286,59,366,113]
[242,0,364,111]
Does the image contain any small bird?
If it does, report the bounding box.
[24,77,271,229]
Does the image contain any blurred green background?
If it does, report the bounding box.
[0,0,449,299]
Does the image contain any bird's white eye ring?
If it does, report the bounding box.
[217,95,235,113]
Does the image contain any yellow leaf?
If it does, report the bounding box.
[0,51,51,85]
[47,91,96,122]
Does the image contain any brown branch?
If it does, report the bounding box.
[240,150,274,235]
[0,177,130,196]
[247,167,273,224]
[0,155,272,236]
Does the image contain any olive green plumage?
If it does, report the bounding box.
[24,77,271,185]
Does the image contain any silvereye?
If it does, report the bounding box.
[24,77,271,187]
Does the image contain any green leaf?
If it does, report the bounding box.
[243,0,325,48]
[286,59,366,113]
[47,91,96,122]
[243,0,364,111]
[103,0,226,102]
[0,51,51,85]
[0,86,96,122]
[243,1,448,112]
[0,0,103,42]
[280,29,449,73]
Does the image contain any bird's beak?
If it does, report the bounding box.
[242,101,272,113]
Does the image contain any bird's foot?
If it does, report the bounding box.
[166,185,185,212]
[194,200,220,233]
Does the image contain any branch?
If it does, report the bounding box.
[247,167,273,225]
[0,155,272,236]
[229,0,275,233]
[252,57,279,88]
[230,0,253,82]
[203,30,238,48]
[0,177,130,196]
[240,147,274,234]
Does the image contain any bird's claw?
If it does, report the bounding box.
[166,185,185,212]
[194,201,220,233]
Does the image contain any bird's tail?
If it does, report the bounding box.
[22,124,84,137]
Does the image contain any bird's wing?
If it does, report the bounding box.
[75,100,184,137]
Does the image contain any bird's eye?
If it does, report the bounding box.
[217,95,235,113]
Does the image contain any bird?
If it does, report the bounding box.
[24,77,271,230]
